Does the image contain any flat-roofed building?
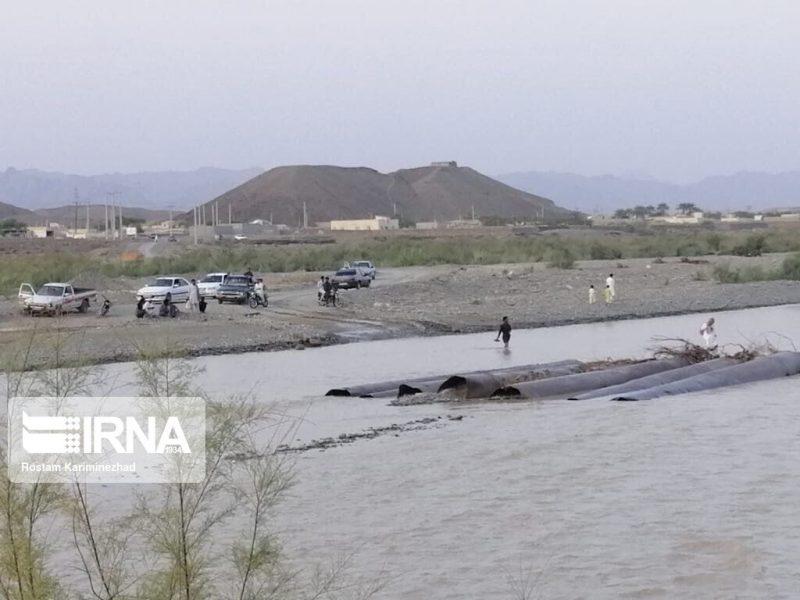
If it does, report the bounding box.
[330,216,399,231]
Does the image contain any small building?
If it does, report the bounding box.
[650,212,705,225]
[28,226,54,238]
[430,161,458,167]
[415,221,440,230]
[764,213,800,223]
[329,216,399,231]
[64,228,90,239]
[445,219,482,229]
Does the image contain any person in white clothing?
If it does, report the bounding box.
[700,318,717,350]
[317,276,325,302]
[254,278,267,304]
[187,279,200,312]
[588,284,596,304]
[605,273,616,299]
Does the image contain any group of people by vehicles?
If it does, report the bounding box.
[316,260,377,307]
[134,269,267,318]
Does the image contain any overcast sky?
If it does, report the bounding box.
[1,0,798,182]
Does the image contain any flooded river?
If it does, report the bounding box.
[21,304,800,598]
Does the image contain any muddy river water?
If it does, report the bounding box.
[23,304,800,598]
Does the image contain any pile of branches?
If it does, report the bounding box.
[650,336,772,363]
[651,338,716,363]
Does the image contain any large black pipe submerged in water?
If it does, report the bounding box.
[568,357,738,401]
[326,352,800,402]
[491,358,690,399]
[326,360,584,398]
[611,351,800,401]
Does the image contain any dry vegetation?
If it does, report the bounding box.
[2,229,800,295]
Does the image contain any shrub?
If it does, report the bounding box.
[545,246,575,269]
[732,234,767,257]
[778,253,800,280]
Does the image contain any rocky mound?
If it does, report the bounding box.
[198,163,568,225]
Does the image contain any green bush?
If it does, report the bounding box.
[732,234,767,257]
[712,253,800,283]
[779,253,800,279]
[545,246,576,269]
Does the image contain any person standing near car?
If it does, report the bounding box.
[317,275,325,302]
[323,276,334,307]
[187,279,200,312]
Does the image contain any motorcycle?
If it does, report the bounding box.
[248,290,269,309]
[100,296,112,316]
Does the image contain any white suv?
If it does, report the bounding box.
[349,261,376,279]
[198,273,228,298]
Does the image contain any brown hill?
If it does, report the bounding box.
[196,164,568,225]
[35,205,170,227]
[0,200,37,222]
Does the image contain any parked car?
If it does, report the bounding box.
[234,234,248,241]
[19,282,97,316]
[332,267,371,289]
[137,276,190,303]
[197,273,228,298]
[349,260,376,279]
[215,274,254,304]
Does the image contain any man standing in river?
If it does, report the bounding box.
[495,316,512,348]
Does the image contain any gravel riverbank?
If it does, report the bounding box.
[1,254,798,368]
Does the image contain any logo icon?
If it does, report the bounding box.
[22,412,82,453]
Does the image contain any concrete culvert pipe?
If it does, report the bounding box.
[569,357,738,401]
[326,361,584,398]
[492,358,689,399]
[325,377,438,397]
[437,360,583,399]
[612,351,800,402]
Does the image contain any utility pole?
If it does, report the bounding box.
[118,205,123,239]
[302,201,308,229]
[104,203,109,239]
[73,188,79,236]
[85,203,90,233]
[228,202,232,225]
[169,206,173,237]
[471,205,476,221]
[106,191,121,239]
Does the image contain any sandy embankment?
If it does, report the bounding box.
[0,254,798,367]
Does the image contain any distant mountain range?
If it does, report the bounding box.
[496,170,800,213]
[0,166,262,211]
[199,164,568,225]
[0,200,168,226]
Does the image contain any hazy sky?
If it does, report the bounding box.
[2,0,799,182]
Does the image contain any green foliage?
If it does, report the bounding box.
[712,253,800,283]
[544,245,575,269]
[780,252,800,279]
[3,231,800,295]
[732,234,767,257]
[0,218,28,232]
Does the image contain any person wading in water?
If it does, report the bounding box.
[495,316,512,348]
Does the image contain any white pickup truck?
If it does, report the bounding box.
[19,283,97,316]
